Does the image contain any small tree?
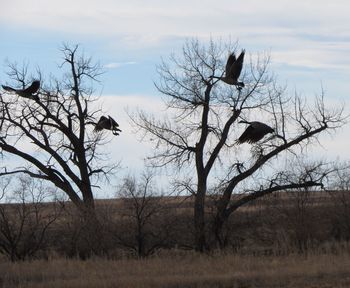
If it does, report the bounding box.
[0,44,119,217]
[268,187,318,253]
[116,171,171,257]
[328,163,350,241]
[0,176,61,261]
[131,38,346,251]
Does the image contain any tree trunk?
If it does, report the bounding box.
[194,181,206,252]
[75,202,106,258]
[213,213,227,249]
[211,190,230,249]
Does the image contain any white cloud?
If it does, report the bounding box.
[103,61,136,69]
[1,0,349,76]
[273,48,350,70]
[2,0,349,45]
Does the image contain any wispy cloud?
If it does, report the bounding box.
[1,0,350,75]
[2,0,349,45]
[104,61,137,69]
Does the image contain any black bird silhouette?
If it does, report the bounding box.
[211,50,245,89]
[94,115,121,136]
[237,120,274,144]
[2,80,40,99]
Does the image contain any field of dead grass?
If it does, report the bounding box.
[1,249,350,288]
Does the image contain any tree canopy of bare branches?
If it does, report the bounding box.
[0,44,119,215]
[130,38,346,251]
[116,171,172,257]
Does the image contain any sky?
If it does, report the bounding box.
[0,0,350,197]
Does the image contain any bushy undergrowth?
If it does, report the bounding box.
[0,191,350,260]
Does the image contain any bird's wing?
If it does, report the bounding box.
[108,116,119,127]
[2,85,17,92]
[229,50,245,79]
[225,53,236,77]
[238,125,255,143]
[249,122,274,142]
[94,116,107,131]
[251,121,274,133]
[94,122,103,131]
[23,81,40,94]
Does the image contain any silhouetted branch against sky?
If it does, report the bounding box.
[0,45,120,209]
[131,39,346,177]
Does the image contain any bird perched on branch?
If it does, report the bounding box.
[237,120,274,144]
[2,80,40,100]
[94,115,121,136]
[210,50,245,90]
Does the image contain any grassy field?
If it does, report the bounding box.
[1,250,350,288]
[1,191,349,287]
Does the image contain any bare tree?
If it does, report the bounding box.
[267,187,318,253]
[0,44,119,218]
[328,163,350,241]
[116,171,172,257]
[130,38,346,251]
[0,176,61,261]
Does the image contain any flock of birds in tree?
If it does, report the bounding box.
[210,49,274,144]
[1,81,121,136]
[0,48,275,144]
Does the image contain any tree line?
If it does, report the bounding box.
[1,172,350,261]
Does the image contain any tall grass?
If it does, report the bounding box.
[1,248,350,288]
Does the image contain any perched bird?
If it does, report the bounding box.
[2,80,40,99]
[211,50,245,89]
[94,115,121,136]
[237,120,274,144]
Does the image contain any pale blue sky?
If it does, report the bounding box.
[1,0,349,97]
[1,0,349,197]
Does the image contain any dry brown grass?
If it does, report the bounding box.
[1,250,350,288]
